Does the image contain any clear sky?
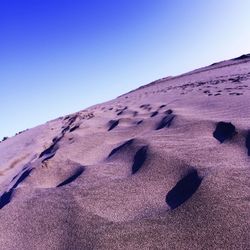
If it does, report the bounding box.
[0,0,250,139]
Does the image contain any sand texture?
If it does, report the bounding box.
[0,55,250,249]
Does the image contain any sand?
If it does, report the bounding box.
[0,54,250,249]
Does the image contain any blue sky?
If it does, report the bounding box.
[0,0,250,139]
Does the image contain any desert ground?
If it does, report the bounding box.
[0,54,250,249]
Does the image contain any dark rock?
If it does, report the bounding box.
[132,146,148,174]
[117,110,123,116]
[67,115,78,126]
[69,125,80,132]
[57,167,85,187]
[166,169,203,209]
[151,111,158,117]
[52,136,59,143]
[117,107,128,115]
[12,168,32,189]
[108,120,119,131]
[0,190,13,209]
[61,125,70,134]
[246,131,250,156]
[0,166,32,209]
[213,122,236,143]
[156,114,175,130]
[159,105,166,109]
[165,109,173,114]
[140,104,150,109]
[39,142,59,160]
[108,139,134,158]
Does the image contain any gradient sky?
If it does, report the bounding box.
[0,0,250,139]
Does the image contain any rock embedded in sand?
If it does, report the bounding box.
[245,131,250,156]
[69,124,80,132]
[213,122,236,143]
[139,104,150,110]
[0,166,32,209]
[150,111,158,117]
[117,110,124,116]
[132,146,148,174]
[133,111,138,117]
[108,120,120,131]
[39,142,59,162]
[165,109,173,114]
[156,113,175,130]
[116,106,128,116]
[57,167,85,187]
[108,139,134,158]
[0,136,9,143]
[12,168,33,189]
[159,104,166,109]
[0,190,13,209]
[165,169,203,209]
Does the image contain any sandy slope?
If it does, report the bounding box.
[0,55,250,249]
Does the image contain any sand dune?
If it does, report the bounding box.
[0,55,250,249]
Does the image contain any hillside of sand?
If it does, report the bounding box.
[0,54,250,249]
